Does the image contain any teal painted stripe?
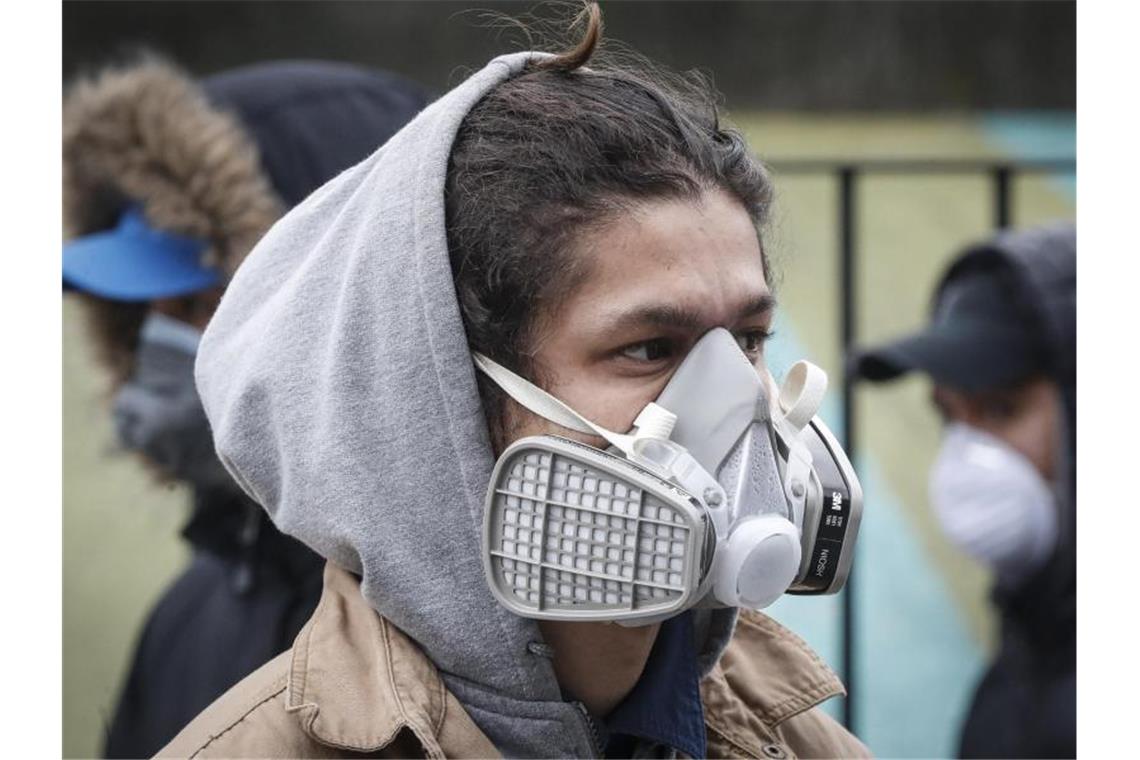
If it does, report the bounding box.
[981,111,1075,199]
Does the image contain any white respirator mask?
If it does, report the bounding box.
[474,328,863,625]
[929,422,1059,587]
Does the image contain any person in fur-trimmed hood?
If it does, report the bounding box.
[63,55,431,758]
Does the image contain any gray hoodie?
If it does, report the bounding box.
[196,52,736,758]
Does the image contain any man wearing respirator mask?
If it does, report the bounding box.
[165,8,871,758]
[854,223,1075,759]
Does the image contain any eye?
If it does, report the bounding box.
[734,328,774,360]
[619,338,676,363]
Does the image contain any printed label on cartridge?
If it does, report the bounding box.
[801,489,849,591]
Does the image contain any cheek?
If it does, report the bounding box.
[499,363,668,453]
[997,405,1059,481]
[499,400,611,453]
[496,382,645,454]
[549,367,670,437]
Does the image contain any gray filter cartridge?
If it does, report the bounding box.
[483,436,709,623]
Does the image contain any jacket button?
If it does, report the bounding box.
[761,743,789,759]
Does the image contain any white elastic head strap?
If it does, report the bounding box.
[767,360,828,524]
[472,353,676,458]
[776,360,828,433]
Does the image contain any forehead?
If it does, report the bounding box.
[561,188,768,326]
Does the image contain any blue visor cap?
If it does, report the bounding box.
[62,208,220,301]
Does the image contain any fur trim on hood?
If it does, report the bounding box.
[64,56,281,270]
[63,56,282,385]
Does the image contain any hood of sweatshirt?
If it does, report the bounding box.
[939,223,1076,653]
[195,52,737,757]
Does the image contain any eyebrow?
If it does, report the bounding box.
[599,292,777,334]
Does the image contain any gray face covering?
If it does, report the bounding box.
[113,312,232,490]
[474,328,864,625]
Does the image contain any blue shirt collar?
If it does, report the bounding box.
[601,610,707,759]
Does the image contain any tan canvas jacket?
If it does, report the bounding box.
[159,563,870,759]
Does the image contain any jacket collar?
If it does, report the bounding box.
[284,562,454,757]
[701,609,845,756]
[287,563,845,758]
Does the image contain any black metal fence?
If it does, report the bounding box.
[768,157,1076,731]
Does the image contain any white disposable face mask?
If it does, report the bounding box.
[929,422,1058,586]
[473,328,864,625]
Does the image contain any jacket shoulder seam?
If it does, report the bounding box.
[185,676,289,758]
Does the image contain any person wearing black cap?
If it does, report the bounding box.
[63,56,431,758]
[854,222,1075,758]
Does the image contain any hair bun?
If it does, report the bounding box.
[530,1,602,73]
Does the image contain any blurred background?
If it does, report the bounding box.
[63,2,1075,758]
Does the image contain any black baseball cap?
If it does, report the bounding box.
[853,266,1046,392]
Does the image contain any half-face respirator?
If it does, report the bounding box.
[474,328,862,625]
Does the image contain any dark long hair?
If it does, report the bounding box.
[445,2,774,446]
